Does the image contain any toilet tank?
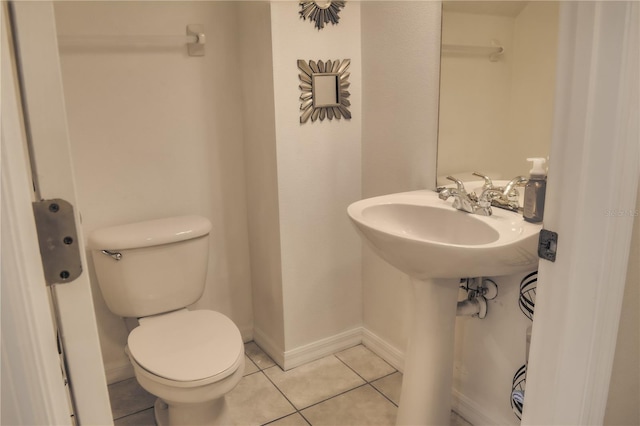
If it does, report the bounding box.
[88,215,211,318]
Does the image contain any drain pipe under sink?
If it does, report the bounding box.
[457,296,487,319]
[456,277,498,319]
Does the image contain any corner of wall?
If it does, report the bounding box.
[237,1,286,356]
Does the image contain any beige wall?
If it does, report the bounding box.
[270,1,363,353]
[55,1,254,382]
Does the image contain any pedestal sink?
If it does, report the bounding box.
[347,190,541,425]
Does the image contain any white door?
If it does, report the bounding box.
[523,2,639,424]
[3,2,112,424]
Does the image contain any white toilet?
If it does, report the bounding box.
[88,215,245,426]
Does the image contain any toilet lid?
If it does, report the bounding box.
[128,310,242,382]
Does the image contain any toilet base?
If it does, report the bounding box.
[154,397,231,426]
[154,399,168,426]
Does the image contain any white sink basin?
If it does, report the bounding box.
[348,190,541,280]
[347,189,541,425]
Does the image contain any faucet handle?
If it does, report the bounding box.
[502,176,528,199]
[479,188,504,202]
[472,172,494,190]
[446,176,467,193]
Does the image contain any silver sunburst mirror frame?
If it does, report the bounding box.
[298,59,351,124]
[299,1,346,30]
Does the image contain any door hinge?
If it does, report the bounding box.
[538,229,558,262]
[32,199,82,285]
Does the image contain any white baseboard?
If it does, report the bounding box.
[105,361,134,385]
[253,326,286,368]
[361,328,405,372]
[238,323,254,343]
[452,388,516,426]
[282,327,363,371]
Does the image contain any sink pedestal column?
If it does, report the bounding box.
[396,278,460,426]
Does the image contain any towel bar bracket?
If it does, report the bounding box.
[187,24,205,57]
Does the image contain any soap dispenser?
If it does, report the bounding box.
[523,158,547,223]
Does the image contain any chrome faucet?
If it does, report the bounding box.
[438,176,478,214]
[477,188,505,216]
[437,173,529,215]
[502,176,528,200]
[488,175,528,212]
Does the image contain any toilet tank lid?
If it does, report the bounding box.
[88,215,211,250]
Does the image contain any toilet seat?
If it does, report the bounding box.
[128,309,243,383]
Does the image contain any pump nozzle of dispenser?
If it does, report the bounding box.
[527,157,547,177]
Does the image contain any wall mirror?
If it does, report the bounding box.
[298,59,351,123]
[437,1,560,185]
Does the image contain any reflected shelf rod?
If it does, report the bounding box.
[57,24,205,57]
[442,41,504,62]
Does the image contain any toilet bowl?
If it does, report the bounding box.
[126,310,244,425]
[88,216,244,425]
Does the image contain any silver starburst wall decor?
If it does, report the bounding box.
[299,1,346,30]
[298,59,351,124]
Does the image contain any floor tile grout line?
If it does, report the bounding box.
[244,346,310,426]
[245,355,260,373]
[353,345,398,372]
[251,351,372,426]
[369,381,399,408]
[333,352,400,408]
[297,409,313,426]
[289,382,399,426]
[258,369,307,423]
[249,345,400,424]
[258,354,374,417]
[112,406,154,422]
[293,382,372,413]
[255,353,364,413]
[334,352,399,387]
[369,370,402,407]
[372,370,400,383]
[261,410,312,426]
[334,353,371,384]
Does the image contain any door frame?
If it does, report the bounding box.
[2,2,112,424]
[1,4,72,424]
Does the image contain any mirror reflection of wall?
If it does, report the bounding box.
[313,74,340,106]
[437,1,559,185]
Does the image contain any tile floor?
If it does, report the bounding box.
[109,343,472,426]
